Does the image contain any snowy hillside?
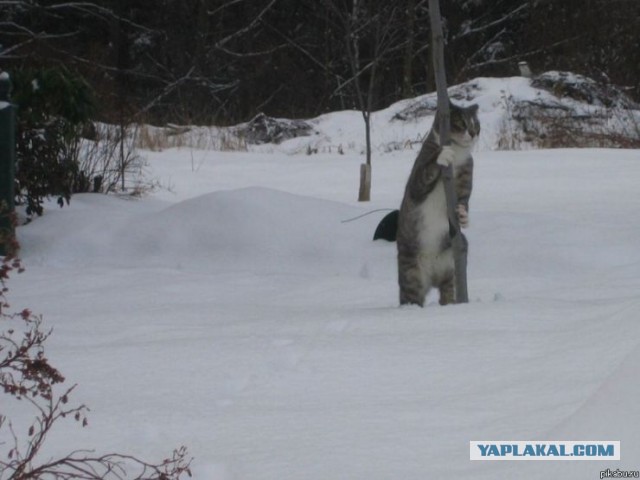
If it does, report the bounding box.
[5,74,640,479]
[141,71,640,154]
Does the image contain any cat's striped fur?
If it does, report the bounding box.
[397,102,479,307]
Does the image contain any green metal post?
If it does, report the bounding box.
[0,72,16,256]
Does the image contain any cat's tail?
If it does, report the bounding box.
[340,208,396,224]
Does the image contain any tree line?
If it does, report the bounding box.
[1,0,638,126]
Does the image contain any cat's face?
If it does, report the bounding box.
[449,103,480,147]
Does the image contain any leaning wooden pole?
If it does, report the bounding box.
[428,0,469,303]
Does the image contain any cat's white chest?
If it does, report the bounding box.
[415,142,471,250]
[417,179,449,249]
[450,143,473,168]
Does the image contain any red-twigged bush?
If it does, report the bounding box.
[0,214,192,480]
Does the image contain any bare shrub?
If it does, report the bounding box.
[514,103,640,149]
[135,125,191,151]
[496,92,522,150]
[134,124,247,152]
[217,129,247,151]
[496,93,640,150]
[136,125,168,152]
[70,123,146,195]
[0,220,192,480]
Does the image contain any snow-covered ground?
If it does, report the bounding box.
[6,77,640,479]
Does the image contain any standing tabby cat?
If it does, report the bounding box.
[397,102,480,306]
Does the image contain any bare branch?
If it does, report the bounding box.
[42,2,154,32]
[456,27,508,76]
[215,0,278,49]
[207,0,249,17]
[459,33,585,75]
[454,2,530,40]
[135,67,239,118]
[215,43,285,58]
[0,253,191,480]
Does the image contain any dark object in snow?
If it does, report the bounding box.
[242,112,314,144]
[81,121,97,140]
[373,209,399,242]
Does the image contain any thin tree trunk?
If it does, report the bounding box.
[364,112,371,167]
[358,110,371,202]
[428,0,469,303]
[358,163,371,202]
[403,0,416,97]
[113,0,128,192]
[430,0,450,143]
[350,0,372,202]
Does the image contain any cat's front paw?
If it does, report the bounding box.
[456,204,469,228]
[436,146,456,167]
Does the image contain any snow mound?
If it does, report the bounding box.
[137,71,639,155]
[244,73,640,153]
[122,187,368,272]
[18,188,377,274]
[391,77,494,121]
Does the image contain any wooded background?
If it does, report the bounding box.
[2,0,638,126]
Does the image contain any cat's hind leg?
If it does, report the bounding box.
[438,232,468,305]
[398,253,431,307]
[438,273,455,306]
